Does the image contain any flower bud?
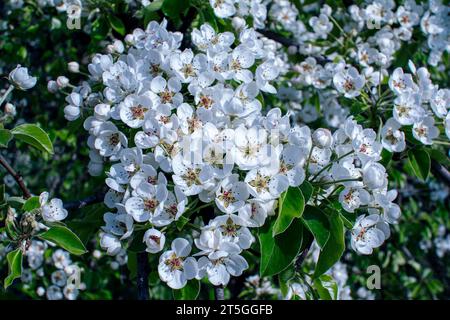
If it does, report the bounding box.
[232,17,246,31]
[47,80,59,93]
[56,76,70,88]
[312,128,333,148]
[36,287,45,297]
[124,34,135,46]
[68,61,80,73]
[94,103,111,120]
[363,162,386,190]
[9,65,37,90]
[113,40,124,53]
[64,105,81,121]
[4,103,16,116]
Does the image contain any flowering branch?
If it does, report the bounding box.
[0,154,31,199]
[63,191,106,210]
[137,252,150,300]
[256,29,331,64]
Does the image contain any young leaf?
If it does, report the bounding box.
[0,129,12,148]
[173,280,200,300]
[259,218,303,277]
[301,206,330,248]
[4,248,22,289]
[108,16,126,36]
[161,0,190,25]
[22,196,40,212]
[11,124,54,154]
[38,226,87,255]
[428,149,450,167]
[273,187,305,236]
[313,213,345,278]
[299,181,314,203]
[313,274,338,300]
[407,149,430,181]
[147,0,163,11]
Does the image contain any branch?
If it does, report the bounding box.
[256,29,331,64]
[257,29,298,47]
[214,285,225,300]
[0,154,31,199]
[431,160,450,187]
[294,245,311,272]
[179,7,198,50]
[137,252,150,300]
[63,191,106,210]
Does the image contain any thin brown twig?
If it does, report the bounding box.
[0,154,31,199]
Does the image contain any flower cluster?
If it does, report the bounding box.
[52,15,403,291]
[385,63,449,148]
[21,241,83,300]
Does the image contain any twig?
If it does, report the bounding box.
[431,160,450,187]
[256,29,331,64]
[137,252,150,300]
[0,154,31,199]
[214,285,225,300]
[63,191,106,210]
[294,245,311,272]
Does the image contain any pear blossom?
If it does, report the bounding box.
[412,116,440,145]
[351,214,389,255]
[158,238,198,289]
[39,192,68,222]
[9,65,37,90]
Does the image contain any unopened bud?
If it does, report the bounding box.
[232,17,246,31]
[312,128,333,148]
[68,61,80,73]
[47,80,59,93]
[56,76,70,88]
[4,103,16,116]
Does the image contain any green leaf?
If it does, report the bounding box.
[11,124,53,154]
[380,149,392,167]
[162,0,190,25]
[173,280,200,300]
[299,181,314,203]
[273,187,305,236]
[38,226,87,255]
[278,265,295,297]
[408,149,430,181]
[0,129,12,148]
[301,206,330,248]
[4,248,22,289]
[22,196,40,212]
[313,213,345,278]
[108,16,126,36]
[147,0,163,11]
[259,218,303,277]
[313,274,338,300]
[428,149,450,167]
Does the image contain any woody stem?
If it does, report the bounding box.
[0,154,31,199]
[137,251,150,300]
